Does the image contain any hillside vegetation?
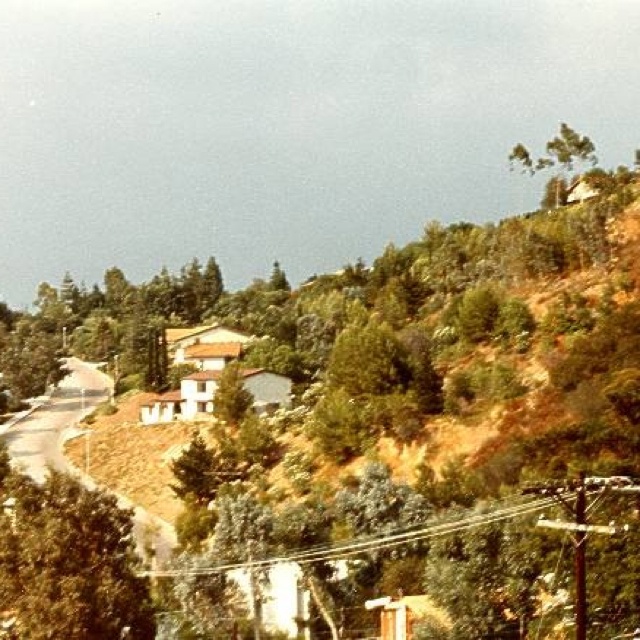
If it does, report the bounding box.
[5,129,640,638]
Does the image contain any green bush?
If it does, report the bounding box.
[282,450,316,495]
[444,370,475,414]
[471,362,527,402]
[456,285,500,343]
[494,297,536,351]
[306,389,376,462]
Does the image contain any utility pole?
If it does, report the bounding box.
[523,475,640,640]
[574,477,587,640]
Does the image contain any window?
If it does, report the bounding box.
[197,402,207,413]
[197,382,206,393]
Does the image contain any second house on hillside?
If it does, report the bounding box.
[140,368,292,425]
[166,324,252,369]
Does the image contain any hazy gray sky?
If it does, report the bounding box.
[1,1,638,308]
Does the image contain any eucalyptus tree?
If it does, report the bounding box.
[332,462,433,632]
[509,122,597,209]
[273,500,342,640]
[210,491,274,640]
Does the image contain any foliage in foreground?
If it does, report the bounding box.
[0,459,156,639]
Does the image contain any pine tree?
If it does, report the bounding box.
[268,261,290,292]
[170,433,217,504]
[213,363,254,425]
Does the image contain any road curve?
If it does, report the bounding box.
[4,356,110,482]
[3,357,177,564]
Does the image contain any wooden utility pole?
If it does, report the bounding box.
[523,475,640,640]
[574,479,587,640]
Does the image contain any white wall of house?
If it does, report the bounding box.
[140,401,183,425]
[173,349,227,371]
[140,404,159,426]
[198,356,227,371]
[175,327,250,349]
[229,562,309,639]
[181,378,217,419]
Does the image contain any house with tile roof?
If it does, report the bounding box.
[139,368,292,425]
[167,324,252,370]
[174,342,245,371]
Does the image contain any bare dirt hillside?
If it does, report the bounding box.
[64,394,193,523]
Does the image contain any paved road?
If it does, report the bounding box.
[4,357,109,482]
[3,357,177,565]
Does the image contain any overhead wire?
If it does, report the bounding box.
[142,493,563,578]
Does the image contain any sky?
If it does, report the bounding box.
[0,1,638,309]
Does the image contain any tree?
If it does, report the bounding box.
[273,501,341,640]
[422,513,558,640]
[603,368,640,425]
[456,285,500,343]
[510,123,597,209]
[210,492,274,640]
[327,319,412,397]
[170,433,218,504]
[399,324,444,415]
[307,389,374,462]
[103,267,133,318]
[145,324,168,392]
[165,551,247,639]
[334,462,432,541]
[0,470,155,639]
[201,256,224,315]
[242,337,306,382]
[494,297,536,351]
[0,317,68,404]
[213,363,254,425]
[268,261,290,292]
[0,301,16,331]
[331,463,432,636]
[541,175,569,209]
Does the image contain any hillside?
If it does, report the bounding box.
[65,193,640,526]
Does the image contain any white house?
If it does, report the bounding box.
[566,178,599,204]
[229,563,310,639]
[139,368,292,425]
[167,324,251,370]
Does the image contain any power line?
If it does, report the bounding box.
[140,494,558,578]
[523,475,640,640]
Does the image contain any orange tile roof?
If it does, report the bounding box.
[139,390,183,405]
[184,342,243,359]
[184,368,264,381]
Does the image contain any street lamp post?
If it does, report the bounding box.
[84,430,91,477]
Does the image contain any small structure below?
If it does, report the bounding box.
[365,595,451,640]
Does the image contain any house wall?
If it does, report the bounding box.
[140,404,159,426]
[181,379,217,419]
[176,327,250,349]
[244,373,292,412]
[173,348,227,371]
[143,372,293,425]
[196,356,227,371]
[140,401,182,425]
[228,562,309,639]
